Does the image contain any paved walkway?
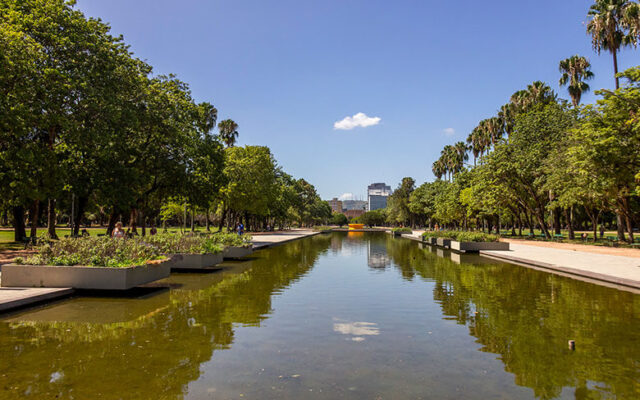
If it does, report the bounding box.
[481,243,640,291]
[251,229,319,249]
[0,287,73,313]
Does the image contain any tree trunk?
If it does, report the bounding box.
[47,199,58,239]
[73,196,88,236]
[205,207,210,231]
[613,49,619,89]
[565,208,574,240]
[29,200,39,238]
[13,205,26,241]
[553,208,561,235]
[107,209,119,236]
[616,212,626,242]
[128,208,138,235]
[190,208,195,232]
[140,210,146,237]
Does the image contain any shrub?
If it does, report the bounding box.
[421,231,499,242]
[313,226,334,232]
[22,237,165,268]
[392,227,412,234]
[142,234,223,254]
[454,232,499,242]
[207,232,253,248]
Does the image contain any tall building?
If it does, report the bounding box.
[367,183,392,211]
[342,199,367,211]
[327,198,343,214]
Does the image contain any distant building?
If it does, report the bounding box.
[342,200,367,211]
[344,209,365,219]
[327,198,343,214]
[367,183,392,211]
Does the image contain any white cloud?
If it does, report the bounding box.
[333,321,380,337]
[334,112,381,130]
[443,128,455,136]
[338,193,355,201]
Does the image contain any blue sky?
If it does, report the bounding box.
[77,0,640,200]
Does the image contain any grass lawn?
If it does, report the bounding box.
[0,225,227,244]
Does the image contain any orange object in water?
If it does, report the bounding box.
[348,224,364,230]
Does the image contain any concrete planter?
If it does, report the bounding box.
[422,237,437,245]
[222,246,253,259]
[450,241,510,253]
[1,261,170,290]
[392,231,411,237]
[166,253,223,270]
[436,238,452,248]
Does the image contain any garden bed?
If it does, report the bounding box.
[1,260,170,290]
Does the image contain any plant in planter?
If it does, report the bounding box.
[208,233,253,259]
[5,237,170,290]
[143,234,224,269]
[391,227,412,236]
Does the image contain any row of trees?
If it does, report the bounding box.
[386,0,640,242]
[0,0,330,240]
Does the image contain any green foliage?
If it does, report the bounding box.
[313,226,334,232]
[208,232,253,248]
[360,210,385,227]
[421,231,499,242]
[330,213,348,227]
[142,234,223,254]
[21,237,165,268]
[392,227,412,234]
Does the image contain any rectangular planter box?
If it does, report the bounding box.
[450,241,510,253]
[422,237,437,245]
[222,246,253,259]
[166,253,223,270]
[436,238,452,248]
[1,261,170,290]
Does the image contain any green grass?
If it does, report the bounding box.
[0,228,107,243]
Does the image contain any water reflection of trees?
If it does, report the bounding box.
[383,235,640,399]
[0,234,332,400]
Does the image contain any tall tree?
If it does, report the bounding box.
[559,55,595,107]
[587,0,640,89]
[218,119,239,147]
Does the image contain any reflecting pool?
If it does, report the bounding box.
[1,232,639,399]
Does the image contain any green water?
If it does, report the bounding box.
[1,232,638,399]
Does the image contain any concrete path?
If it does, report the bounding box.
[481,243,640,291]
[396,230,640,291]
[252,229,320,249]
[0,286,73,313]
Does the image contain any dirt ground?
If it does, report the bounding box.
[502,238,640,259]
[0,249,35,265]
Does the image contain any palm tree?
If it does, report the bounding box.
[453,141,469,172]
[587,0,640,89]
[217,119,239,147]
[486,116,503,145]
[432,158,446,180]
[466,127,483,165]
[196,102,218,135]
[526,81,556,105]
[498,103,515,139]
[559,55,595,106]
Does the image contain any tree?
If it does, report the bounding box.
[559,55,595,106]
[331,213,348,227]
[587,0,640,89]
[218,119,239,147]
[567,67,640,242]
